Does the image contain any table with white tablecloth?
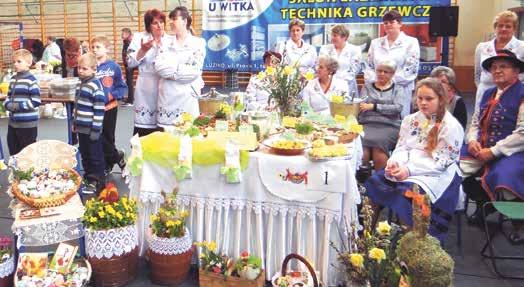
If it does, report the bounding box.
[127,135,362,285]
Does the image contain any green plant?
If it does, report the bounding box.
[295,121,314,135]
[185,125,200,137]
[13,167,34,181]
[233,251,262,274]
[193,115,211,127]
[150,193,189,238]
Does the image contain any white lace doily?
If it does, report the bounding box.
[85,225,138,259]
[148,228,192,255]
[0,256,14,278]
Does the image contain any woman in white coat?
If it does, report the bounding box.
[319,24,362,97]
[474,10,524,112]
[127,9,168,136]
[273,18,317,74]
[302,55,349,115]
[365,10,420,118]
[154,6,206,128]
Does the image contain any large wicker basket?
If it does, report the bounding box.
[10,169,82,208]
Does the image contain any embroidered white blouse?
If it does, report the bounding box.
[473,36,524,111]
[245,75,270,111]
[154,34,206,126]
[387,111,464,202]
[273,39,317,74]
[319,43,363,96]
[127,32,169,128]
[301,77,349,115]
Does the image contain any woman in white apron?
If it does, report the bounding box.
[154,6,206,128]
[127,8,168,136]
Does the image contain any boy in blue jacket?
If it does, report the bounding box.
[4,49,41,155]
[91,36,128,175]
[74,53,106,193]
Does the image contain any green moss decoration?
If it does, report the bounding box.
[396,185,454,287]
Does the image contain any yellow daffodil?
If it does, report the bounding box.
[331,95,344,104]
[150,215,158,222]
[166,220,175,227]
[349,253,364,268]
[266,66,275,76]
[208,241,217,252]
[115,212,123,220]
[98,211,105,218]
[369,248,386,263]
[304,70,315,81]
[219,103,232,115]
[283,65,294,76]
[376,221,391,236]
[257,71,266,80]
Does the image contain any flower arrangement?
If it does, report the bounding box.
[195,241,233,275]
[150,192,189,238]
[233,251,262,280]
[214,103,233,120]
[257,58,314,117]
[331,197,401,287]
[82,183,138,230]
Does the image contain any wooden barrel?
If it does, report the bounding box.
[88,247,138,287]
[0,273,13,287]
[149,247,193,286]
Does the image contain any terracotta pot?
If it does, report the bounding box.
[148,232,194,286]
[88,247,138,287]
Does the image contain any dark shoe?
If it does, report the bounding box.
[117,150,126,170]
[508,231,524,245]
[82,180,96,195]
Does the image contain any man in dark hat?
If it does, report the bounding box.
[460,49,524,241]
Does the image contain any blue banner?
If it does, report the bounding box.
[202,0,451,73]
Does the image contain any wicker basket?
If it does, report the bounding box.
[10,169,82,208]
[199,269,265,287]
[329,101,360,118]
[272,253,321,287]
[88,247,138,287]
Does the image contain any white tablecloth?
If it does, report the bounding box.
[127,138,362,285]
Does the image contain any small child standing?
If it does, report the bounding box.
[74,53,106,193]
[90,36,127,174]
[4,49,41,155]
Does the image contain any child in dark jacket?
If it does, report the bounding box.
[74,53,106,193]
[91,36,128,174]
[4,49,41,155]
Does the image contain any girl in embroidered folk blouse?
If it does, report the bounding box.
[365,77,464,243]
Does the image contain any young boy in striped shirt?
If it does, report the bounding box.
[4,49,41,155]
[74,53,106,194]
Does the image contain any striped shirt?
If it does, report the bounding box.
[3,71,41,128]
[73,76,105,139]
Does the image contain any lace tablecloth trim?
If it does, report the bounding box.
[148,229,192,255]
[13,219,84,247]
[0,256,14,278]
[176,195,340,222]
[85,225,138,259]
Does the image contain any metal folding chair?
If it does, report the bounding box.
[481,201,524,279]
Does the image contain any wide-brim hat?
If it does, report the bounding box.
[482,49,524,73]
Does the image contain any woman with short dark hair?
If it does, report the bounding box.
[127,8,167,136]
[364,9,420,118]
[273,18,317,74]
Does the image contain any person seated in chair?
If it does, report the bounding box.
[430,66,468,130]
[364,77,464,243]
[460,50,524,242]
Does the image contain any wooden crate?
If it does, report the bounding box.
[199,269,265,287]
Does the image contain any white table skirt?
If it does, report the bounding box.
[127,138,362,285]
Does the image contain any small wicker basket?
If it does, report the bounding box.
[272,253,321,287]
[11,169,82,208]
